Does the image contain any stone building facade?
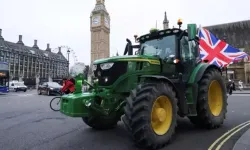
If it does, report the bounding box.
[90,0,110,64]
[205,20,250,83]
[0,29,69,87]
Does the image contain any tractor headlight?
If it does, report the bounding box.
[85,101,92,107]
[100,63,114,70]
[94,79,99,83]
[92,65,97,71]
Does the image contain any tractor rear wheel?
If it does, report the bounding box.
[123,81,178,149]
[82,114,120,130]
[188,68,227,129]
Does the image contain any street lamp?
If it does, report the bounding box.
[67,49,70,62]
[67,49,70,76]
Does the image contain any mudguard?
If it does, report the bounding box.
[186,63,221,115]
[192,63,221,83]
[139,75,187,115]
[140,75,179,95]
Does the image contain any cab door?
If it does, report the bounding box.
[179,36,200,83]
[158,37,179,79]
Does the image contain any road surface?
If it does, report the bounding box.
[0,91,249,150]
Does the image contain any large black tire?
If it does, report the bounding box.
[123,81,178,150]
[188,68,227,129]
[122,85,141,133]
[82,114,120,130]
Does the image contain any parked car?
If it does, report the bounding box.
[9,81,27,92]
[37,82,62,96]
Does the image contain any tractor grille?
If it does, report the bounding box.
[94,61,128,86]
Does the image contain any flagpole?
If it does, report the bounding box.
[197,24,202,36]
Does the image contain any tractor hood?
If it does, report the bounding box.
[93,55,160,65]
[92,55,161,87]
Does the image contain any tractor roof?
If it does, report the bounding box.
[138,28,188,43]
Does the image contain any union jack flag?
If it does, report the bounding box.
[198,27,248,67]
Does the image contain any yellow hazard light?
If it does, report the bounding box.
[177,18,183,26]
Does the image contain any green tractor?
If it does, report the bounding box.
[60,21,227,149]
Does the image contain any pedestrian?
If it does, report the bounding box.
[227,79,233,95]
[232,80,236,91]
[239,80,243,91]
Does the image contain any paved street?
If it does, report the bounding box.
[0,91,250,150]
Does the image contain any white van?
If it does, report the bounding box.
[9,81,27,92]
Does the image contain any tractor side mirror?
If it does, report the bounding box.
[162,55,175,64]
[124,39,133,55]
[167,55,176,63]
[169,55,175,59]
[187,24,197,41]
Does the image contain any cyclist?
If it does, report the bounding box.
[60,78,75,94]
[62,78,67,86]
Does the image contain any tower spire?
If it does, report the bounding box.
[96,0,105,4]
[163,11,169,29]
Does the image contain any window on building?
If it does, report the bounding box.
[0,51,4,56]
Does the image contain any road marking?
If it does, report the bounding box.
[215,122,250,150]
[230,94,250,96]
[208,120,250,150]
[18,94,36,97]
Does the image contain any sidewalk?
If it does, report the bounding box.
[233,128,250,150]
[233,90,250,94]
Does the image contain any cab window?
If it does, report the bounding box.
[141,35,176,60]
[180,36,197,61]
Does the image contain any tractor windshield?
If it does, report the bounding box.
[140,35,176,59]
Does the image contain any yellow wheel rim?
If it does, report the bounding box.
[151,96,172,135]
[208,80,223,116]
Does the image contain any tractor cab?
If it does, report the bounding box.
[124,19,201,82]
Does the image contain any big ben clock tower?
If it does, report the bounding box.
[90,0,110,63]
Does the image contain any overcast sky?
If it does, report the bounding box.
[1,0,249,66]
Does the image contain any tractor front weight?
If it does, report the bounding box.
[60,87,124,118]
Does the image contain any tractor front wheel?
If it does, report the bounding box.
[124,81,178,149]
[189,68,227,128]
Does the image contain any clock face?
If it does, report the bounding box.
[104,17,109,28]
[92,15,100,26]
